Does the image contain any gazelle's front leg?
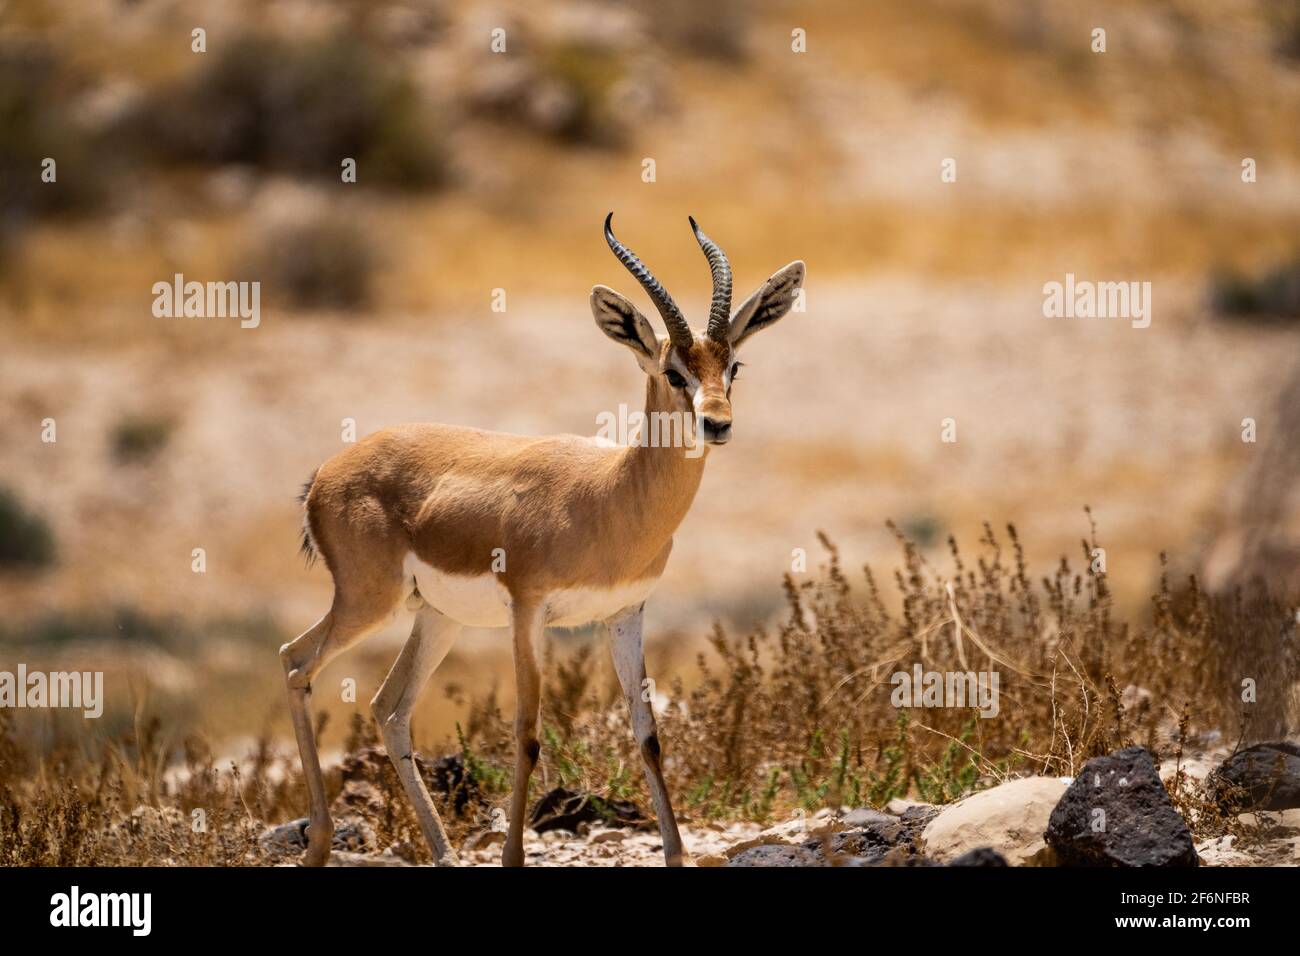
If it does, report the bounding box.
[503,599,544,867]
[607,602,686,866]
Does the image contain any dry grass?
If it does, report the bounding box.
[2,521,1294,865]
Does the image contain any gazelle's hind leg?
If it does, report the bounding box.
[371,602,462,866]
[607,603,686,866]
[281,583,403,866]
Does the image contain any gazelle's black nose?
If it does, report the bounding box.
[701,417,732,444]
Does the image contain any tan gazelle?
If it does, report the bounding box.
[281,214,805,867]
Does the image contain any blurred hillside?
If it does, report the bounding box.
[2,0,1299,744]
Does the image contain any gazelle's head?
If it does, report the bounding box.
[591,213,805,445]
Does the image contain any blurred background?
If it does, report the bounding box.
[2,0,1299,754]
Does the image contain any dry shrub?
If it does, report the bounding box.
[2,520,1296,863]
[451,517,1297,829]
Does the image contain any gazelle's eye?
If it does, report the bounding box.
[665,369,687,389]
[730,362,743,380]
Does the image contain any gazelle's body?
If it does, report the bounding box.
[282,214,804,867]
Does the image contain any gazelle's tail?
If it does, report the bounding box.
[297,470,319,566]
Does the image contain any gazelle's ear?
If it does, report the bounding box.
[727,261,805,348]
[591,285,660,371]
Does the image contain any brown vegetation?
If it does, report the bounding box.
[2,523,1293,865]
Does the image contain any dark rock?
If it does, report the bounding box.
[333,746,480,818]
[528,787,644,833]
[727,844,828,867]
[898,803,941,830]
[1045,747,1197,867]
[805,805,931,865]
[949,847,1009,867]
[259,817,375,855]
[1207,742,1300,812]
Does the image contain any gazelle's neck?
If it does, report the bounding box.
[610,376,709,547]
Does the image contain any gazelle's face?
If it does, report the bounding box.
[658,336,736,445]
[591,214,805,449]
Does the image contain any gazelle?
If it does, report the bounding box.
[281,214,804,867]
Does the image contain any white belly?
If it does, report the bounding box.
[403,554,659,628]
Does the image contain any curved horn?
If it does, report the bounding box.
[689,215,732,341]
[604,213,693,349]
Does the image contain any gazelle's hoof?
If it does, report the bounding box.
[301,845,331,867]
[501,845,525,867]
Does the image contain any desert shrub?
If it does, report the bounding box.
[1210,261,1300,323]
[643,0,751,62]
[0,39,107,252]
[244,210,379,310]
[131,32,445,189]
[466,36,634,148]
[0,486,55,570]
[110,414,174,465]
[447,518,1298,830]
[536,42,629,145]
[2,522,1295,863]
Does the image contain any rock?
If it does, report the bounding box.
[326,850,413,867]
[387,841,421,863]
[1238,808,1300,830]
[720,811,847,859]
[696,853,728,867]
[726,844,828,867]
[949,847,1009,867]
[1045,747,1198,867]
[259,817,376,856]
[528,788,644,833]
[886,797,931,816]
[462,829,507,852]
[922,777,1067,866]
[1195,835,1254,867]
[806,808,928,865]
[898,803,941,830]
[1207,742,1300,812]
[333,746,480,818]
[841,807,897,829]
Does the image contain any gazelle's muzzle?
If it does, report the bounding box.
[698,397,732,445]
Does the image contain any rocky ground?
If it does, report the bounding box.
[258,742,1300,868]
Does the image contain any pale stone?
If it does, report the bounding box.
[921,777,1068,866]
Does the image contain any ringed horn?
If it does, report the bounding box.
[688,215,733,342]
[604,212,693,349]
[604,213,736,347]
